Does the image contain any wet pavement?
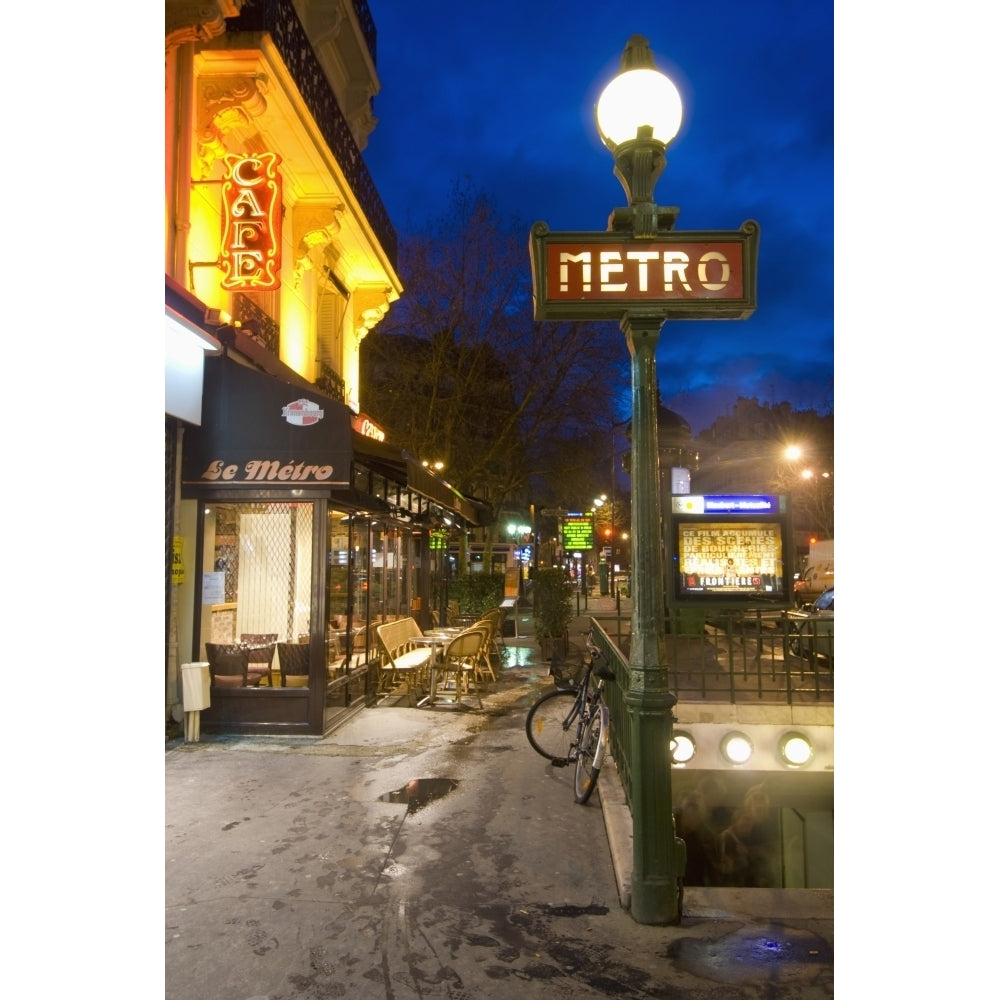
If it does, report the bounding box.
[165,598,833,998]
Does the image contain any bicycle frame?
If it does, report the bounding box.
[525,630,614,804]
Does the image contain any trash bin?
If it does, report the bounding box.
[180,662,211,742]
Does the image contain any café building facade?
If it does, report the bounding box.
[173,323,481,736]
[165,0,483,734]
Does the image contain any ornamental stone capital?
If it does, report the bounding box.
[165,1,244,53]
[195,74,270,176]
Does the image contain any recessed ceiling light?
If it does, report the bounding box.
[669,731,696,764]
[779,732,814,767]
[721,731,753,765]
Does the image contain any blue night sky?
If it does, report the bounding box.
[364,0,833,433]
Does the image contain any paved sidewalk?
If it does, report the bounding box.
[165,595,833,998]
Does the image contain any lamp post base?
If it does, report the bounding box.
[626,683,684,925]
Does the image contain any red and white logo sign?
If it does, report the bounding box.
[282,399,324,426]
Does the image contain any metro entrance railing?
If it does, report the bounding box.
[588,612,833,812]
[591,610,834,706]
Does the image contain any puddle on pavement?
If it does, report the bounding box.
[500,646,534,668]
[379,778,458,814]
[668,927,832,985]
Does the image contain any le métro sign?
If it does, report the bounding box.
[529,220,759,321]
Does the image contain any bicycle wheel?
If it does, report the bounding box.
[573,705,607,804]
[525,688,581,761]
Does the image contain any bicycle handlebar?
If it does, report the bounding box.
[581,628,616,684]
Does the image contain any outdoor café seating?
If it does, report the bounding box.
[433,627,488,709]
[375,617,435,704]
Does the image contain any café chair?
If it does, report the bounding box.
[469,615,499,684]
[276,641,311,687]
[342,623,376,672]
[206,642,249,688]
[436,627,487,709]
[240,633,277,686]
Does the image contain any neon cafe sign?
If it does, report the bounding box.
[220,153,282,291]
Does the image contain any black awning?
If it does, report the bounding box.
[182,356,353,488]
[405,457,482,524]
[352,433,484,526]
[351,432,407,479]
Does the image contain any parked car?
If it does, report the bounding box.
[793,560,834,605]
[784,587,833,664]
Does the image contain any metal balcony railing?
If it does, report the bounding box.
[227,0,397,270]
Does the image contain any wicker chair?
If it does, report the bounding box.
[435,627,488,709]
[470,612,501,683]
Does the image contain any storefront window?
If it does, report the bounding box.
[324,510,377,729]
[200,501,314,685]
[370,522,389,617]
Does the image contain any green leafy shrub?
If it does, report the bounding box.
[532,567,574,639]
[450,573,504,617]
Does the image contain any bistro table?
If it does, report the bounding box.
[411,629,463,706]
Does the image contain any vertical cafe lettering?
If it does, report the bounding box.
[220,153,282,291]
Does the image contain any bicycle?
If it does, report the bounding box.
[524,629,616,804]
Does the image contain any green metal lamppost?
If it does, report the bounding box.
[528,35,759,926]
[595,37,685,925]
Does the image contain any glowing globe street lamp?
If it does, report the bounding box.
[528,34,759,926]
[595,36,685,925]
[596,35,683,238]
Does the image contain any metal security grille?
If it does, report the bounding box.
[204,501,314,645]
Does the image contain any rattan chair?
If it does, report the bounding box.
[470,613,500,683]
[436,627,487,709]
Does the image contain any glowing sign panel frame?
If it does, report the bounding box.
[562,512,595,550]
[529,220,759,321]
[667,495,795,608]
[220,153,282,291]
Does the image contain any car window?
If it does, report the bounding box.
[815,590,834,611]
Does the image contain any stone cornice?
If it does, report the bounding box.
[195,73,270,177]
[165,1,245,54]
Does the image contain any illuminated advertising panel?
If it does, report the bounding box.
[675,521,784,595]
[561,512,594,551]
[668,496,793,607]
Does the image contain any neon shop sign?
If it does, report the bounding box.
[220,153,282,291]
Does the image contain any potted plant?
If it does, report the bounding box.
[532,567,574,660]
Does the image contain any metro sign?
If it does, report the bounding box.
[529,220,759,321]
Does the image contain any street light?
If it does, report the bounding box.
[529,33,757,923]
[594,35,686,925]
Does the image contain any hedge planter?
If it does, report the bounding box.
[533,568,574,657]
